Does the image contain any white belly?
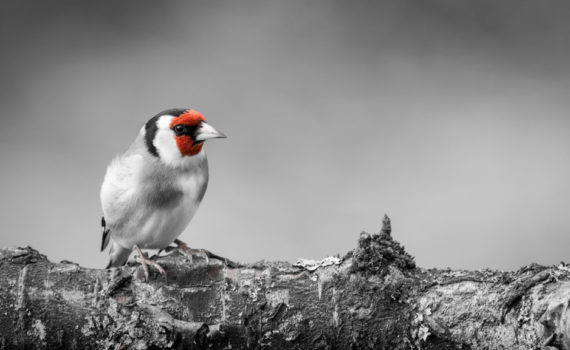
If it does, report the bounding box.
[112,168,208,250]
[136,197,198,249]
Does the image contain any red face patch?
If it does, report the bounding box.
[170,109,206,157]
[170,109,205,127]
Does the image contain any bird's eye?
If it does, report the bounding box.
[173,125,185,135]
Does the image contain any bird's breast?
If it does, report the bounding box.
[114,166,209,250]
[141,171,208,248]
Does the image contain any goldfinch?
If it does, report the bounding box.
[100,108,226,279]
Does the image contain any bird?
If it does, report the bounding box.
[99,108,226,279]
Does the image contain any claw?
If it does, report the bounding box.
[173,239,210,264]
[163,239,235,266]
[135,246,167,281]
[184,248,210,264]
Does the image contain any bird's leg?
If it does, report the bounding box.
[135,245,167,281]
[164,239,236,266]
[171,239,210,264]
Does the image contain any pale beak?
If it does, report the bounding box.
[194,122,227,143]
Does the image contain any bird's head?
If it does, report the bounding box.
[144,108,226,167]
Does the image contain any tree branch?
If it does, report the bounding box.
[0,217,568,349]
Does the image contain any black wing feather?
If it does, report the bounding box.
[100,216,111,252]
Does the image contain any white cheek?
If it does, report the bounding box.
[153,115,205,168]
[154,128,181,164]
[153,116,182,166]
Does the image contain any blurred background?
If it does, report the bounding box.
[1,0,569,270]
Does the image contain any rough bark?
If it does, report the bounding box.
[1,217,569,349]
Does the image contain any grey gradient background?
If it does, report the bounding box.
[1,1,569,270]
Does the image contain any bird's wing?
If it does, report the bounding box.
[100,216,111,251]
[100,150,145,237]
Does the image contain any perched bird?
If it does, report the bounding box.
[100,108,226,279]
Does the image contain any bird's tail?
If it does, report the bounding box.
[106,241,132,268]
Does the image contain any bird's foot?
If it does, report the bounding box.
[135,246,167,281]
[163,239,240,267]
[163,239,209,264]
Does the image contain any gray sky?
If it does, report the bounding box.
[1,1,569,270]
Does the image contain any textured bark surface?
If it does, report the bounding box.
[1,218,569,349]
